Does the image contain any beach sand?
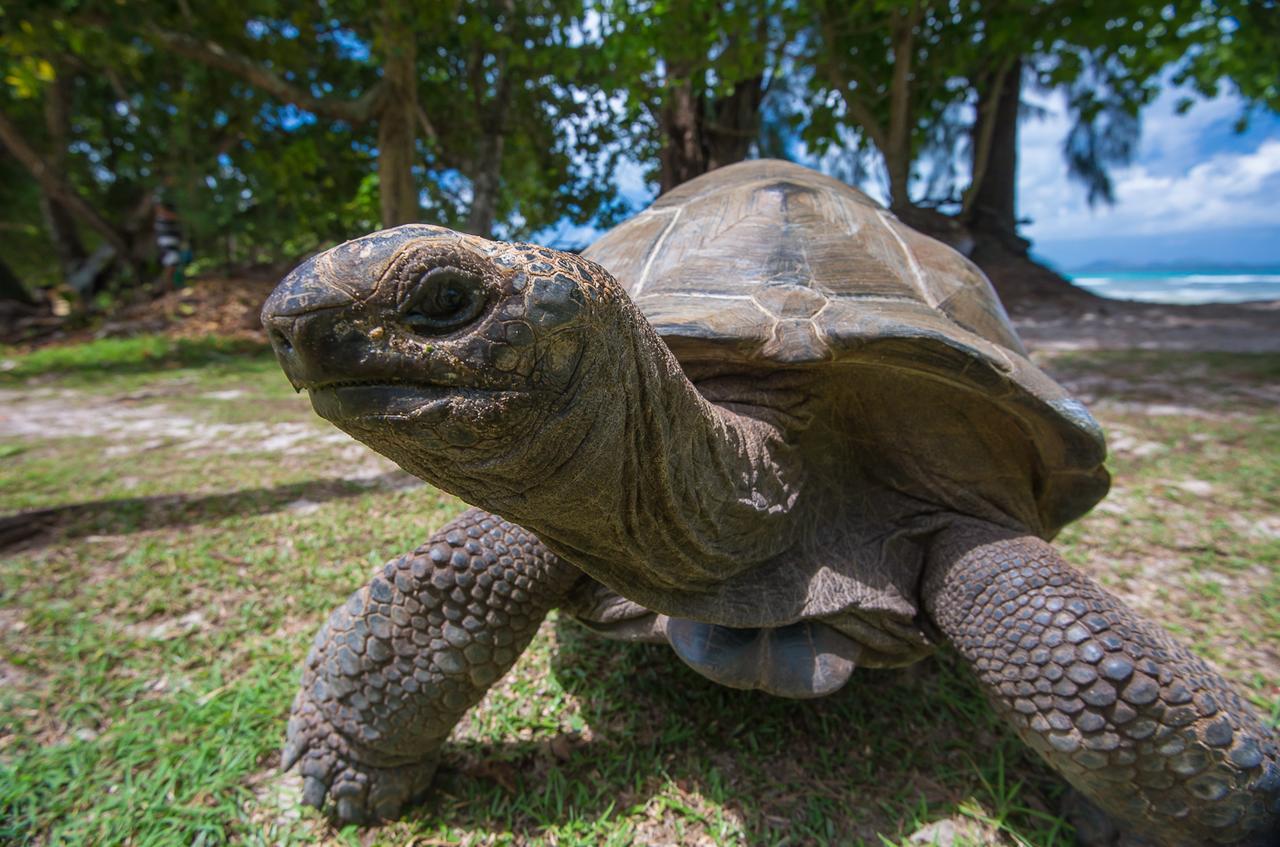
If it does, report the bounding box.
[1013,297,1280,354]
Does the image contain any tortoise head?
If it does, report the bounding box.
[261,225,610,489]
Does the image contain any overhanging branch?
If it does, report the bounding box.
[0,108,131,258]
[147,28,385,123]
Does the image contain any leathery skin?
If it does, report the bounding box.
[924,524,1280,846]
[282,508,579,821]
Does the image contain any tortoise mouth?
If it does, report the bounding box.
[309,380,517,421]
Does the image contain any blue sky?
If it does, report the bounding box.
[579,83,1280,272]
[1018,85,1280,270]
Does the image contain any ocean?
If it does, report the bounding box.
[1065,270,1280,305]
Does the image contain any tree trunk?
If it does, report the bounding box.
[0,109,132,261]
[966,56,1022,240]
[464,132,503,237]
[464,36,512,238]
[659,74,764,194]
[659,73,705,194]
[884,5,920,212]
[705,74,765,171]
[40,65,89,281]
[39,196,87,277]
[376,7,420,227]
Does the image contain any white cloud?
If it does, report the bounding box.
[1019,86,1280,245]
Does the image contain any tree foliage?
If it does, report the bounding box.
[597,0,791,193]
[0,0,616,301]
[776,1,1278,241]
[0,1,1276,306]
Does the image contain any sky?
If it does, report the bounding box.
[568,82,1280,273]
[1018,85,1280,271]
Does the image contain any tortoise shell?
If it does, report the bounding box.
[583,159,1109,540]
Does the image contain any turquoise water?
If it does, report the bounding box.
[1065,270,1280,305]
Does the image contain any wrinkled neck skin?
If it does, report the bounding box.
[530,300,803,601]
[343,275,802,610]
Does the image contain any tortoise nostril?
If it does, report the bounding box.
[269,326,294,353]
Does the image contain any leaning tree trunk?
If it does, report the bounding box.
[39,64,90,282]
[145,27,401,227]
[965,56,1022,245]
[0,107,133,273]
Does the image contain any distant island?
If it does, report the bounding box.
[1059,258,1280,275]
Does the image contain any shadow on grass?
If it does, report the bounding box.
[406,617,1072,846]
[0,335,273,383]
[0,471,414,551]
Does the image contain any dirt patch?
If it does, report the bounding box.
[124,610,211,642]
[244,761,308,833]
[1103,427,1168,459]
[1033,350,1280,420]
[1014,298,1280,354]
[907,817,1006,847]
[0,387,349,456]
[4,271,278,348]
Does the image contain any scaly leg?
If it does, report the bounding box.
[923,523,1279,846]
[283,509,581,822]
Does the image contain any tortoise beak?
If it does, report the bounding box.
[262,258,357,392]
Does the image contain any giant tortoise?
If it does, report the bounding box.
[262,159,1278,845]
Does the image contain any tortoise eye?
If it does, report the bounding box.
[402,267,487,334]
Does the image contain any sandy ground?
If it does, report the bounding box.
[1011,298,1280,354]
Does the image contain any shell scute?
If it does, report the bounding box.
[583,159,1109,542]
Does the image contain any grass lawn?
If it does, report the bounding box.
[1,336,1276,846]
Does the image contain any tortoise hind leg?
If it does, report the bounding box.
[921,522,1279,847]
[283,509,580,822]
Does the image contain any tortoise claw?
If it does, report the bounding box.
[301,776,328,809]
[283,685,438,823]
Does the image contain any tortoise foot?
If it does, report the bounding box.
[283,687,438,823]
[925,526,1280,846]
[279,510,578,823]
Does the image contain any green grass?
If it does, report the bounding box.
[1,336,1276,845]
[0,335,274,386]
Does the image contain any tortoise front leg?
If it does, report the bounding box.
[922,523,1279,846]
[283,509,581,822]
